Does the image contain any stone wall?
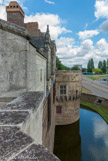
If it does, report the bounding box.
[0,92,60,161]
[0,19,46,96]
[81,93,108,110]
[42,86,56,152]
[55,70,82,125]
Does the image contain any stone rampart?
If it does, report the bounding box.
[0,92,60,161]
[81,93,108,109]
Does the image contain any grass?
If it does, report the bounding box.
[80,101,108,123]
[82,87,91,93]
[87,75,108,80]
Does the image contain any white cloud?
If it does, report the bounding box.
[100,19,108,32]
[78,30,99,40]
[95,0,108,19]
[93,117,108,147]
[0,0,27,20]
[25,13,72,39]
[57,37,108,67]
[44,0,55,5]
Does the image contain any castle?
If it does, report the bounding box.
[0,1,81,160]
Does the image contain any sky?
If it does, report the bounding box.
[0,0,108,68]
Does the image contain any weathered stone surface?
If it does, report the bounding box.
[0,19,30,39]
[0,111,29,125]
[3,92,43,111]
[0,126,33,161]
[55,70,82,125]
[11,144,60,161]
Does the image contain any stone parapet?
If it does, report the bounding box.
[0,19,30,39]
[0,92,60,161]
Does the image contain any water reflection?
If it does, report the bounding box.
[54,108,108,161]
[54,120,82,161]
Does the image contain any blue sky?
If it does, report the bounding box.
[0,0,108,67]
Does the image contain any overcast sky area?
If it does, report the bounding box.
[0,0,108,67]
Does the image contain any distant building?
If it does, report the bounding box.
[6,1,24,26]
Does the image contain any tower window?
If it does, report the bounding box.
[56,106,62,113]
[40,69,42,81]
[60,85,66,95]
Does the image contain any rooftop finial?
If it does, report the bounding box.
[47,25,49,33]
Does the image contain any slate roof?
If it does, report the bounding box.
[31,37,45,48]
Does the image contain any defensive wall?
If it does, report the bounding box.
[55,70,82,125]
[0,10,82,160]
[0,18,57,160]
[81,93,108,110]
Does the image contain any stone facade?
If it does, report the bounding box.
[42,85,56,152]
[0,19,47,96]
[55,70,82,125]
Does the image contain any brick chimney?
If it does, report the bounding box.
[6,1,24,26]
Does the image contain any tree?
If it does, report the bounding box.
[87,59,95,73]
[98,61,103,70]
[102,60,107,73]
[92,68,102,74]
[71,65,80,70]
[56,56,70,70]
[107,59,108,68]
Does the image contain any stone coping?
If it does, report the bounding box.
[11,144,60,161]
[56,70,82,74]
[0,19,30,40]
[2,92,43,111]
[0,126,34,161]
[0,92,60,161]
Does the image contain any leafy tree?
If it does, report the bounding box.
[56,56,70,70]
[92,68,103,74]
[107,59,108,68]
[87,59,95,73]
[98,61,103,70]
[71,65,80,70]
[102,60,107,73]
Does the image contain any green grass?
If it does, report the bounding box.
[80,101,108,123]
[87,75,108,80]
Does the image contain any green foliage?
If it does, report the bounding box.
[98,61,103,70]
[71,65,80,70]
[56,56,70,70]
[102,60,107,73]
[80,101,108,123]
[92,68,103,74]
[87,59,95,72]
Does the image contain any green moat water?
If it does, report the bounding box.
[54,108,108,161]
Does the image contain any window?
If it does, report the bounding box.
[60,85,66,95]
[56,106,62,113]
[40,69,42,81]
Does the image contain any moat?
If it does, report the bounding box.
[54,107,108,161]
